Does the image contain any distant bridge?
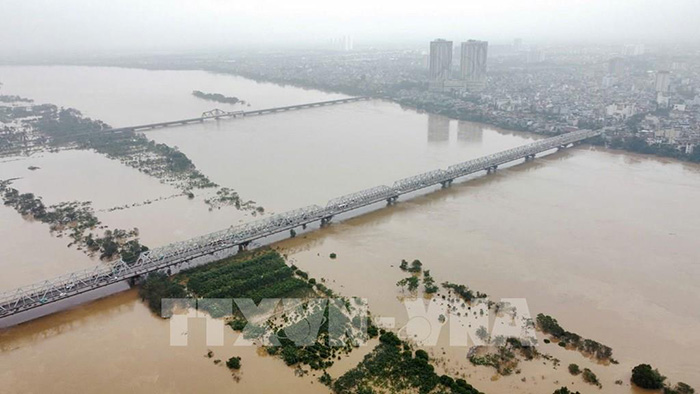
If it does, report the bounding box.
[107,96,370,133]
[0,97,370,157]
[0,129,601,322]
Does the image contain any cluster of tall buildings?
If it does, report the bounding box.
[428,39,488,93]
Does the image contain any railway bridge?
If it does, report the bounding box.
[0,128,601,322]
[107,96,370,133]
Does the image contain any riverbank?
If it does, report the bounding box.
[225,70,700,165]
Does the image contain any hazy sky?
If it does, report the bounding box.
[1,0,699,55]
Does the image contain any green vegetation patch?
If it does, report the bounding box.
[264,299,375,371]
[581,368,602,388]
[1,179,147,262]
[442,282,487,303]
[631,363,666,389]
[629,363,695,393]
[1,100,261,212]
[552,388,581,394]
[179,250,312,316]
[139,272,187,314]
[332,331,482,394]
[192,90,246,105]
[226,356,242,370]
[467,337,539,377]
[536,313,614,361]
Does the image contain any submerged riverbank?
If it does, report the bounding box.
[0,66,698,392]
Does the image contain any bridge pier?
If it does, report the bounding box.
[524,154,536,161]
[386,196,399,205]
[486,165,498,174]
[558,145,568,151]
[238,241,251,252]
[320,216,334,226]
[440,179,454,188]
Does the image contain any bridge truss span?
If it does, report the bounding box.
[393,170,450,193]
[0,129,601,320]
[326,185,396,211]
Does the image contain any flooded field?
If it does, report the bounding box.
[0,66,698,392]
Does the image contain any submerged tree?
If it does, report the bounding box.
[631,364,666,390]
[226,356,242,370]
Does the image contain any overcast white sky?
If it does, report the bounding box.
[1,0,699,55]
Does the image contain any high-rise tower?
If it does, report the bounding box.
[460,40,488,91]
[429,39,453,82]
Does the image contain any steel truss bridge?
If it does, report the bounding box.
[107,97,371,133]
[0,129,600,320]
[0,97,370,159]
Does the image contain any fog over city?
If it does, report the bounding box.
[2,0,700,55]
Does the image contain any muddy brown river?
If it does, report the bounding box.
[0,66,698,392]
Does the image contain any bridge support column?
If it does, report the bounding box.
[441,179,454,188]
[486,165,498,174]
[320,216,334,227]
[302,223,307,230]
[386,196,399,205]
[238,241,251,252]
[290,228,297,238]
[558,145,568,151]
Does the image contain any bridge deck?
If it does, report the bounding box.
[108,96,370,133]
[0,97,371,157]
[0,129,601,319]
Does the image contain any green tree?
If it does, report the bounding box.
[553,388,580,394]
[423,274,438,294]
[406,276,419,292]
[226,356,241,370]
[568,363,581,375]
[408,259,423,273]
[415,349,429,361]
[665,382,695,394]
[631,364,666,390]
[582,368,601,387]
[396,276,420,292]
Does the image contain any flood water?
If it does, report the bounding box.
[0,66,698,392]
